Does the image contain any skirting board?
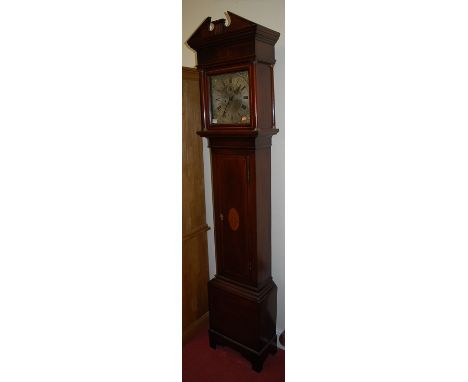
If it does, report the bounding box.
[276,328,284,350]
[183,312,209,345]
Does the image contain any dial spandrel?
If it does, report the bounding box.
[209,70,250,125]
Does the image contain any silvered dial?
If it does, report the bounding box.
[210,70,250,125]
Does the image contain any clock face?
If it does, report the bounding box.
[209,70,250,125]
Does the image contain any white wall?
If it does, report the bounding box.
[182,0,285,337]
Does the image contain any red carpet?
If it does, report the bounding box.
[183,326,285,382]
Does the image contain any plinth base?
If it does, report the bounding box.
[209,329,277,372]
[208,277,277,372]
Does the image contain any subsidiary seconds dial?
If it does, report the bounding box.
[209,70,250,125]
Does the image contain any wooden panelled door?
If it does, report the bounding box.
[211,152,252,284]
[182,67,210,343]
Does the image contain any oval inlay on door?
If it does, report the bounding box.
[228,208,240,231]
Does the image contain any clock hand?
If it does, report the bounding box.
[222,102,229,117]
[222,96,233,116]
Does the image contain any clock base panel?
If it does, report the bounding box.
[208,277,277,372]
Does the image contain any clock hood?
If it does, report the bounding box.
[186,11,280,67]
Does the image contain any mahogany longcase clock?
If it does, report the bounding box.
[187,11,280,372]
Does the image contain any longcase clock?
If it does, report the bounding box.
[187,11,280,372]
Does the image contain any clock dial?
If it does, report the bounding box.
[209,70,250,125]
